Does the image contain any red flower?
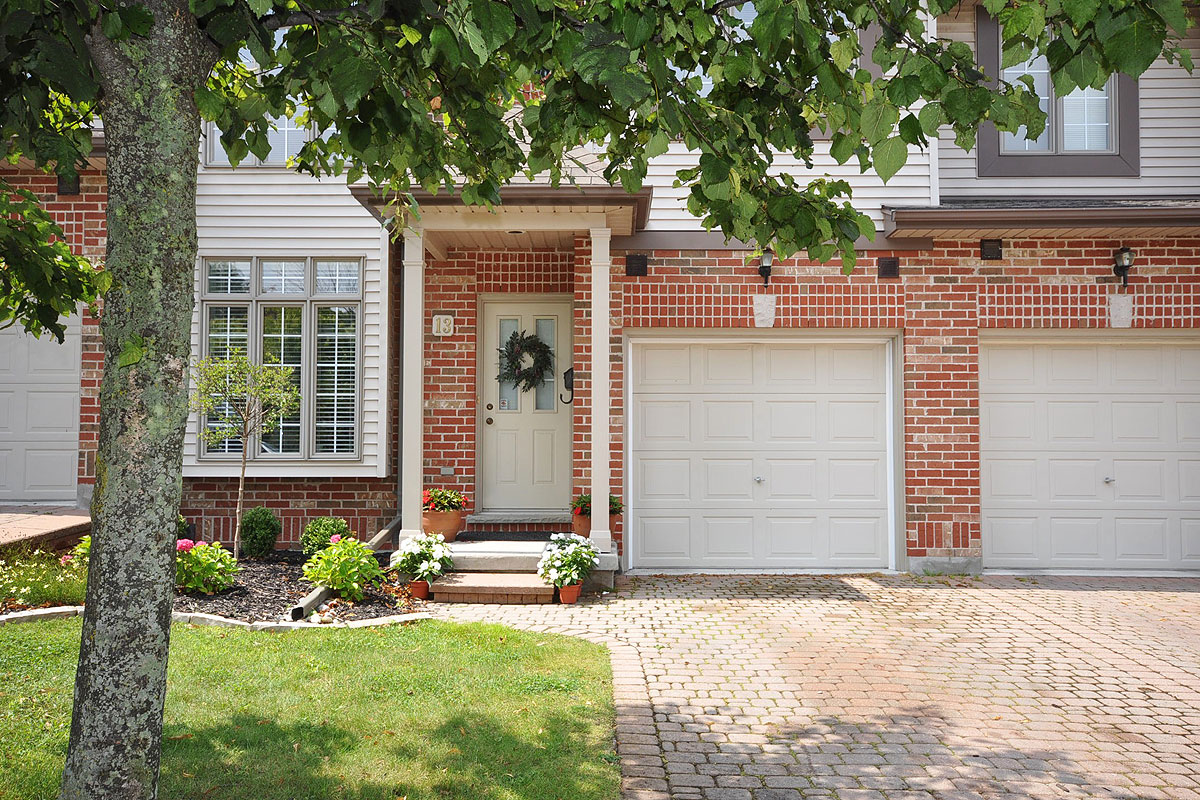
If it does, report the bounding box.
[572,506,583,515]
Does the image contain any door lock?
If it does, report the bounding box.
[486,403,494,411]
[485,417,494,426]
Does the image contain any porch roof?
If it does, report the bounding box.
[350,184,653,254]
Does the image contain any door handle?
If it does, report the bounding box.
[754,476,764,483]
[560,367,574,405]
[1103,476,1115,484]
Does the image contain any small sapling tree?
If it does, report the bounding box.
[190,354,300,557]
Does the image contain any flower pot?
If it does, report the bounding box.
[422,510,464,541]
[571,513,622,539]
[409,580,430,600]
[558,582,582,604]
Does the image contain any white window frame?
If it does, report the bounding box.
[199,256,364,462]
[203,119,315,168]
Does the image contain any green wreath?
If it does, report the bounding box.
[497,330,554,393]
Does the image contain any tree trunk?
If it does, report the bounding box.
[60,6,216,800]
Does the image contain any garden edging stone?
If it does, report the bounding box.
[0,605,432,632]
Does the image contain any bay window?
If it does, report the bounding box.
[200,257,362,459]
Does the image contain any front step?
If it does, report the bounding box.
[448,539,548,572]
[430,572,555,604]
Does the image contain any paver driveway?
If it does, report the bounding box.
[432,574,1200,800]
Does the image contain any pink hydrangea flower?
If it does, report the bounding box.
[330,534,342,544]
[60,554,73,566]
[176,538,195,553]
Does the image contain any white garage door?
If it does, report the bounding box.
[981,341,1200,570]
[0,319,81,502]
[630,340,893,570]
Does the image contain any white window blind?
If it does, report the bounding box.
[314,305,358,455]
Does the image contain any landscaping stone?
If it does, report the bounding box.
[431,573,1200,800]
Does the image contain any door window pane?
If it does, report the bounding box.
[314,306,357,454]
[315,260,360,294]
[206,260,251,294]
[497,318,519,412]
[262,260,306,294]
[260,306,303,455]
[534,317,557,411]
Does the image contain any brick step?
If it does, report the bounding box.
[430,572,555,604]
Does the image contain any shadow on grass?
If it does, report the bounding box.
[387,712,618,800]
[159,714,391,800]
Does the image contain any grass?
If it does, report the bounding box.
[0,619,619,800]
[0,548,86,610]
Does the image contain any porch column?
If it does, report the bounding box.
[589,227,613,553]
[399,227,425,539]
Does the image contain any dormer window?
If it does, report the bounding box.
[975,7,1139,177]
[205,116,312,167]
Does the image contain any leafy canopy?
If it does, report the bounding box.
[2,0,1193,304]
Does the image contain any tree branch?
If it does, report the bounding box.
[260,3,375,31]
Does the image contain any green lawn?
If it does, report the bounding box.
[0,619,619,800]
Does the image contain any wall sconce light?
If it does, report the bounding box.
[1113,246,1135,288]
[758,249,774,286]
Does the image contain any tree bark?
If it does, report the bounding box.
[60,6,216,799]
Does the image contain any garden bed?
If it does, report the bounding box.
[170,551,419,623]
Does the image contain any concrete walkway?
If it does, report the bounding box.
[433,573,1200,800]
[0,505,90,549]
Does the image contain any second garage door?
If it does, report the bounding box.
[981,341,1200,570]
[630,339,893,570]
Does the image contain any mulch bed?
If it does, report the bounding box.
[171,551,422,624]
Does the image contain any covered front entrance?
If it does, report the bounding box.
[478,298,573,512]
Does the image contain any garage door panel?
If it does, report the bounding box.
[632,341,891,570]
[982,342,1199,570]
[635,345,692,387]
[1182,521,1200,560]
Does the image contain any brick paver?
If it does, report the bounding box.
[431,573,1200,800]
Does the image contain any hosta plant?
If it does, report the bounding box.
[393,532,454,583]
[537,535,601,588]
[302,536,385,603]
[175,540,240,595]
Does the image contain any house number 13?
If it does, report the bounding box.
[432,314,454,337]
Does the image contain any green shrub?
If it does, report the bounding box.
[175,540,239,594]
[240,506,281,558]
[537,534,600,588]
[0,547,87,608]
[177,513,190,538]
[301,517,351,557]
[302,537,384,602]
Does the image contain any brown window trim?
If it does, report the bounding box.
[975,6,1139,178]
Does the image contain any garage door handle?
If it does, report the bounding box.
[754,476,764,483]
[1103,476,1115,484]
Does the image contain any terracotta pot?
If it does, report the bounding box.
[409,580,430,600]
[570,513,622,539]
[558,582,582,604]
[422,510,464,541]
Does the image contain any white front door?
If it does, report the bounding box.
[630,339,893,570]
[479,299,573,511]
[981,340,1200,570]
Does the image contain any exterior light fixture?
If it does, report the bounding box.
[1113,246,1135,288]
[758,249,774,286]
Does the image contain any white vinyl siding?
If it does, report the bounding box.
[188,166,385,478]
[937,4,1200,195]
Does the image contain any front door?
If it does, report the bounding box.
[479,299,573,511]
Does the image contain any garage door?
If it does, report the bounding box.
[630,340,893,569]
[981,341,1200,570]
[0,319,81,502]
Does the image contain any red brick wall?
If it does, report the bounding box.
[2,167,108,496]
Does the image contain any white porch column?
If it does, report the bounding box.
[399,228,425,539]
[589,228,613,553]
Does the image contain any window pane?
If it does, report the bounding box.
[206,260,251,294]
[204,305,249,454]
[1001,54,1051,152]
[260,307,303,455]
[497,318,519,412]
[315,260,360,294]
[208,125,231,166]
[534,317,557,411]
[261,260,306,294]
[314,306,358,454]
[260,115,307,165]
[207,305,249,358]
[1061,84,1111,151]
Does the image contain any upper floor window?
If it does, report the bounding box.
[205,116,311,167]
[200,256,362,459]
[975,7,1139,177]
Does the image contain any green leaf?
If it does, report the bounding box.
[860,100,898,146]
[645,130,670,159]
[117,5,154,36]
[430,24,462,65]
[604,71,652,107]
[918,102,946,136]
[195,85,223,121]
[829,36,857,72]
[829,132,858,165]
[330,57,376,109]
[118,336,145,369]
[472,1,517,55]
[871,136,908,183]
[246,0,273,15]
[1063,0,1100,28]
[1106,19,1167,76]
[623,13,655,49]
